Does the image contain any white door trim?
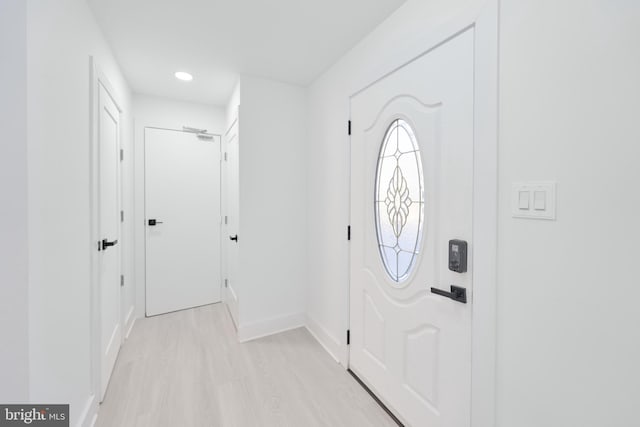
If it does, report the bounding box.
[89,57,125,412]
[346,2,498,426]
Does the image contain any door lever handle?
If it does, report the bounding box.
[430,285,467,304]
[101,239,118,251]
[229,235,238,242]
[148,219,163,226]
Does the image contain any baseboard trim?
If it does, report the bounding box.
[78,393,97,427]
[305,315,342,364]
[238,312,305,343]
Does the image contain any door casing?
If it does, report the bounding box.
[345,2,498,426]
[222,115,240,327]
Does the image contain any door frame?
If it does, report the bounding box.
[141,127,223,316]
[89,57,124,407]
[221,115,240,328]
[346,2,498,426]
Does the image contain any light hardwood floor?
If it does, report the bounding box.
[96,304,396,427]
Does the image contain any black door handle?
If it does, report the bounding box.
[148,219,164,226]
[229,235,238,242]
[430,285,467,304]
[101,239,118,251]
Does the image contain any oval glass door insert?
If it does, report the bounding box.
[374,119,425,283]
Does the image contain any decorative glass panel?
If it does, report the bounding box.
[375,119,424,283]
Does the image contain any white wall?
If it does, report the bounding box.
[0,0,29,403]
[234,75,308,340]
[134,94,226,135]
[497,1,640,426]
[133,94,225,317]
[225,82,240,132]
[307,0,640,425]
[26,0,134,425]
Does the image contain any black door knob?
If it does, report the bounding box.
[430,285,467,304]
[101,239,118,251]
[229,235,238,242]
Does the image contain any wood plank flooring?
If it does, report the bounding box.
[96,304,396,427]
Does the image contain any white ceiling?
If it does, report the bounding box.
[87,0,406,106]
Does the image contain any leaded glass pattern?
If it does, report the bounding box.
[375,119,425,283]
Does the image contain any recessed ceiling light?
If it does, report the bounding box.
[175,71,193,82]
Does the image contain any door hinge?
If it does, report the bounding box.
[347,329,351,345]
[347,225,351,241]
[120,149,124,161]
[120,275,124,287]
[121,210,124,223]
[224,152,228,161]
[225,215,228,225]
[348,120,351,136]
[224,278,228,288]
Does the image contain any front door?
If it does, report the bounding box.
[145,128,221,316]
[349,28,474,427]
[98,83,122,401]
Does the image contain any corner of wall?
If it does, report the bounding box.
[237,312,306,343]
[304,315,343,365]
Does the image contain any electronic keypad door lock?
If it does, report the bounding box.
[449,239,468,273]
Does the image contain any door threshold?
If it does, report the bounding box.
[348,369,404,427]
[145,301,222,318]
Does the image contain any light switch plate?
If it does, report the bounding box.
[512,181,557,220]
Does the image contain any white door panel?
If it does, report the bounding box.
[98,83,122,401]
[350,29,474,427]
[145,128,221,316]
[224,120,240,326]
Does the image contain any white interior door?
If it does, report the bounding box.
[349,29,474,427]
[223,119,240,326]
[145,128,221,316]
[98,83,122,401]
